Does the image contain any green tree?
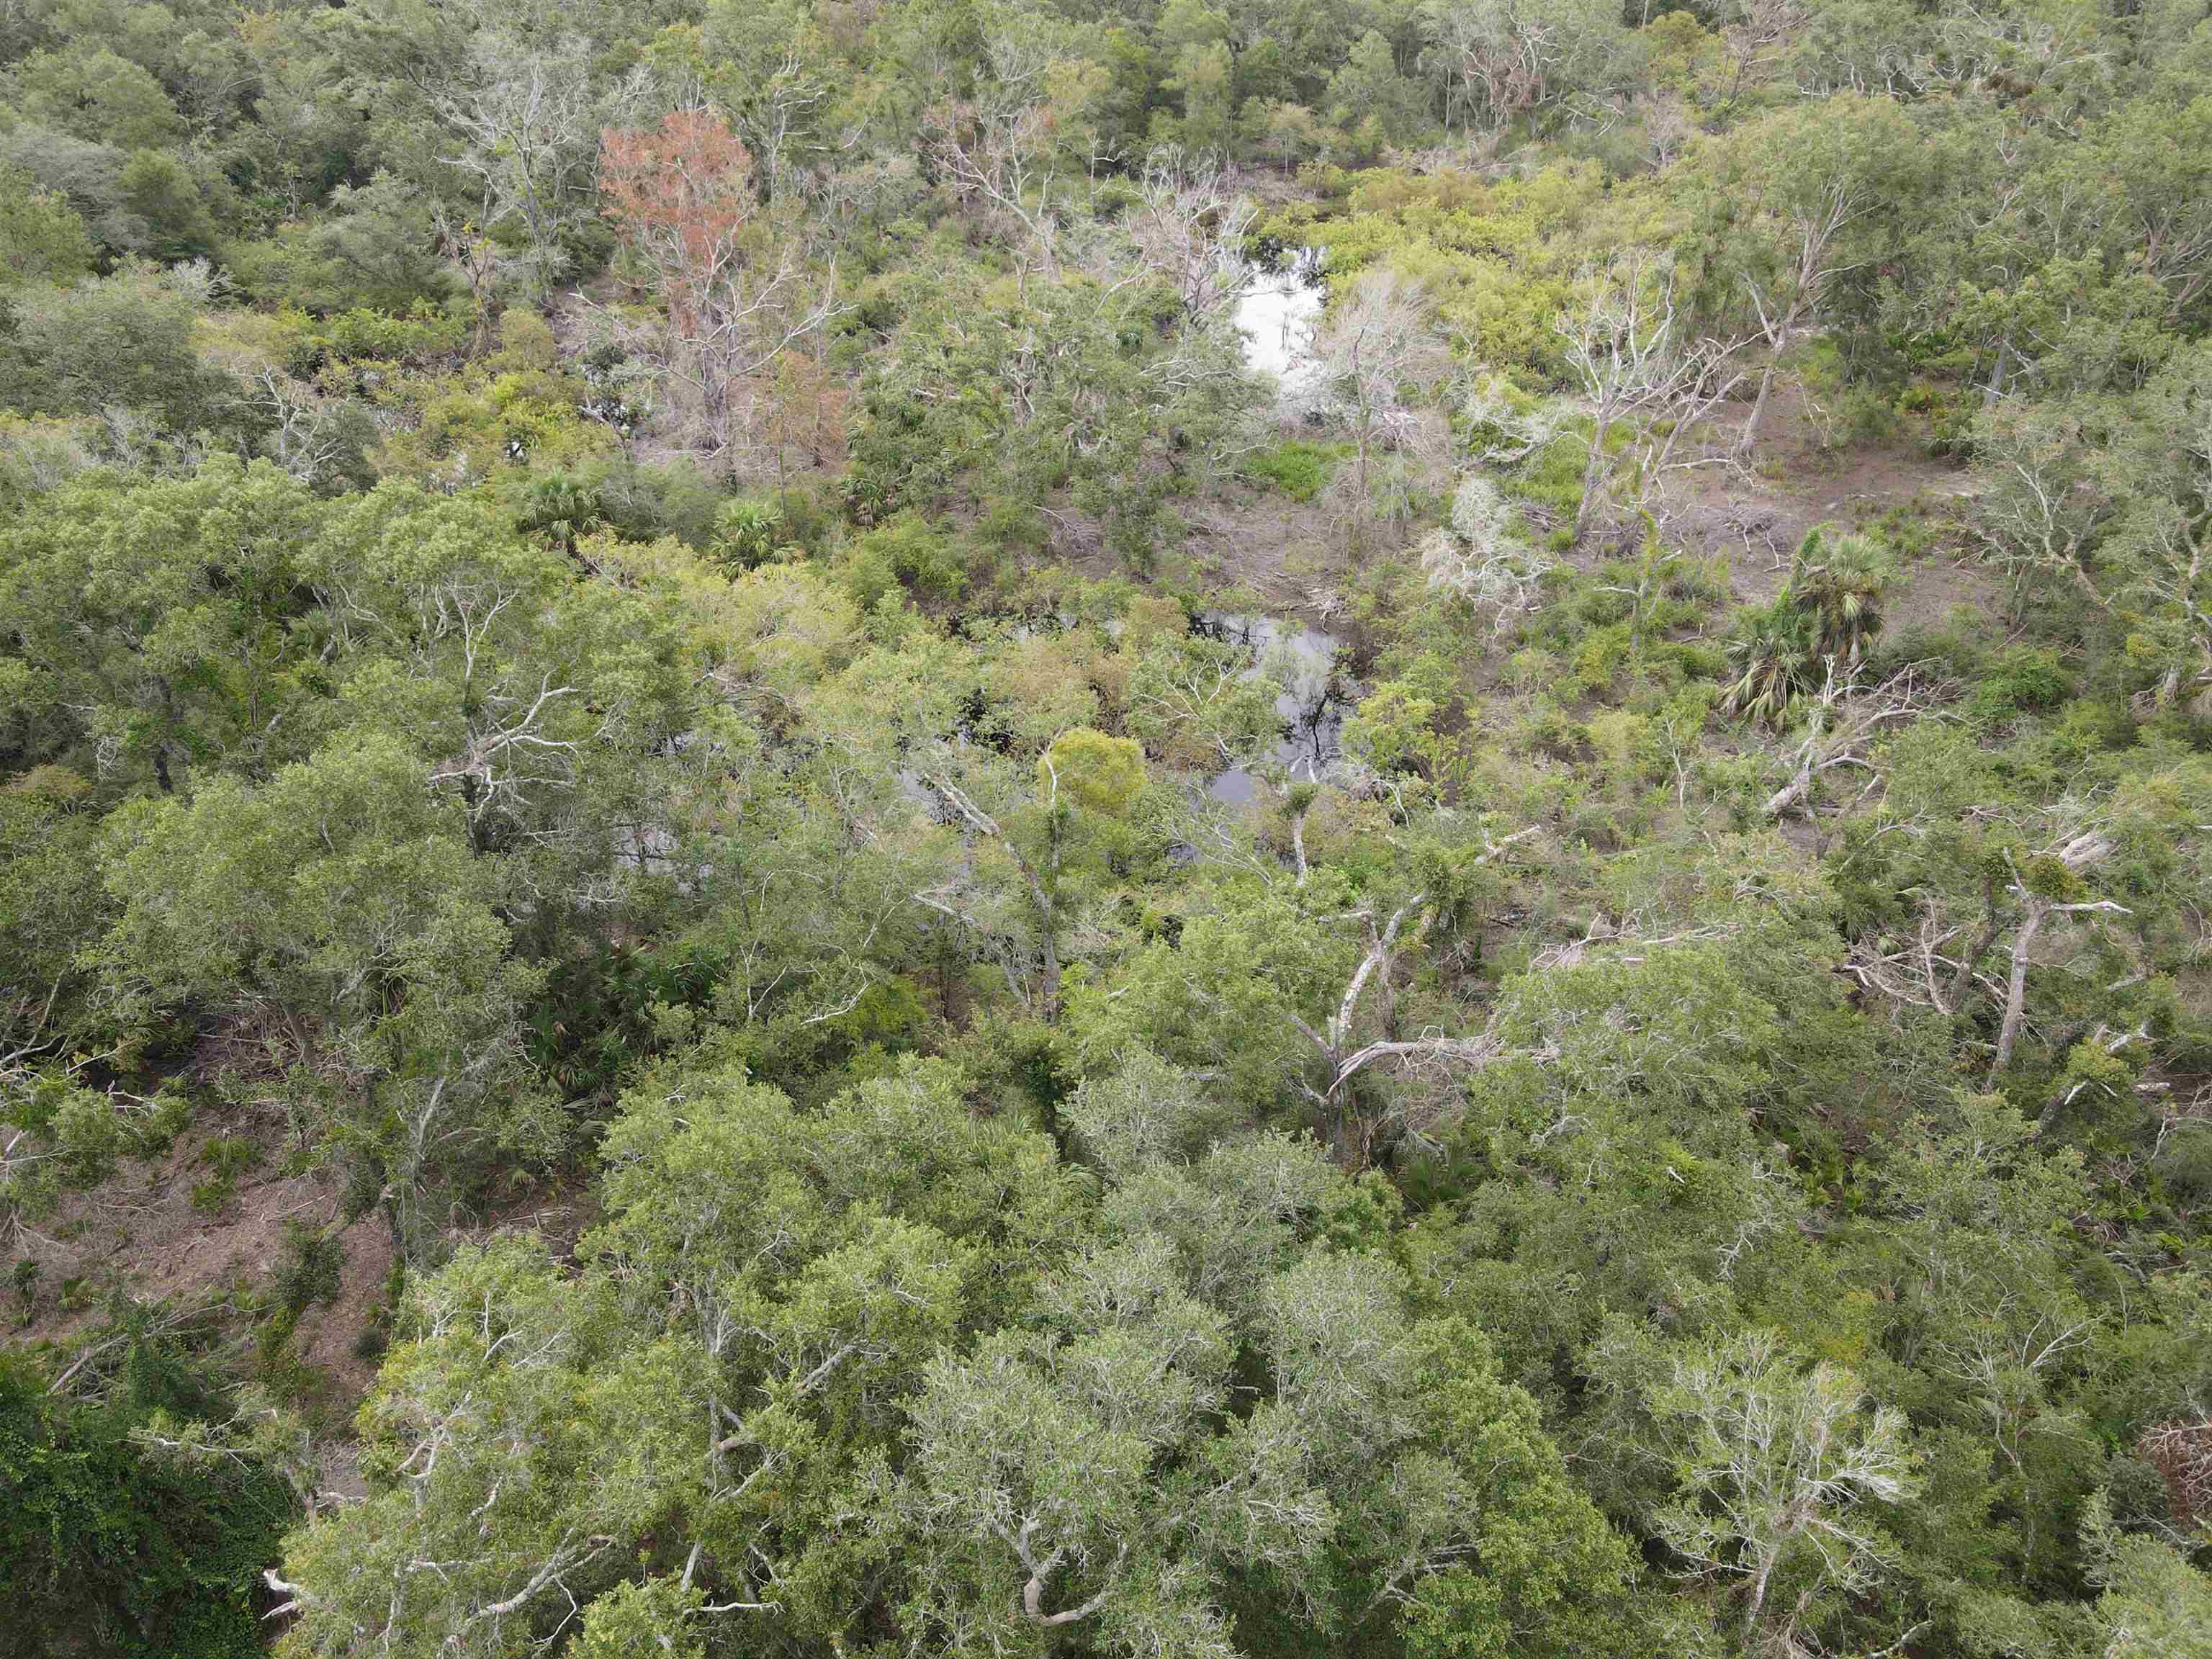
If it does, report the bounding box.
[1419,0,1624,138]
[276,1237,702,1658]
[0,1339,296,1659]
[1789,527,1894,668]
[1678,93,1925,454]
[0,456,321,794]
[1,261,237,433]
[0,166,94,286]
[2084,1493,2212,1659]
[305,481,690,868]
[96,735,551,1253]
[12,45,186,150]
[1604,1328,1917,1657]
[898,1053,1636,1659]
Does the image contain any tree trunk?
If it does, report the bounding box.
[1744,1548,1776,1640]
[1738,356,1779,456]
[1035,914,1061,1020]
[1762,764,1813,819]
[1575,411,1611,539]
[1990,904,2044,1082]
[1946,877,2002,1012]
[1982,337,2012,410]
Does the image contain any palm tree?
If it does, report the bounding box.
[521,474,601,555]
[1791,527,1894,667]
[1723,599,1814,727]
[714,497,785,570]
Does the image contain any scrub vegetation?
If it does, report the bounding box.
[4,1,2212,1656]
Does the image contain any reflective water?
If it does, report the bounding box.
[1231,247,1324,396]
[1198,612,1350,804]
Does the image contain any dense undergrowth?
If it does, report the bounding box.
[4,1,2212,1656]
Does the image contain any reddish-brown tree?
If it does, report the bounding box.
[600,108,755,333]
[599,109,836,463]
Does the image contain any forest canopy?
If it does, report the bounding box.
[3,1,2212,1657]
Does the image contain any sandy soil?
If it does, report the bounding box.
[1653,394,1989,612]
[5,1094,392,1399]
[10,1017,399,1416]
[6,1084,601,1421]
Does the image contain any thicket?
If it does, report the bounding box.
[1,1,2211,1657]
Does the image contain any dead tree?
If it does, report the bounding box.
[1555,253,1743,538]
[924,27,1081,282]
[2140,1419,2212,1534]
[1123,147,1256,324]
[1286,826,1540,1164]
[1987,835,2128,1081]
[1763,661,1949,819]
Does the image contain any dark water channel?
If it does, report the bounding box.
[891,608,1351,818]
[1195,613,1351,805]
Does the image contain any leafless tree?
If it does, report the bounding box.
[1642,1329,1916,1655]
[2139,1418,2212,1534]
[1554,253,1745,536]
[1988,833,2129,1081]
[925,25,1093,283]
[915,763,1064,1019]
[1844,801,2131,1079]
[737,48,834,205]
[1969,402,2108,616]
[1420,474,1555,628]
[1120,147,1257,324]
[239,367,351,485]
[1421,0,1624,139]
[436,32,597,295]
[591,102,850,473]
[431,202,506,356]
[1298,269,1454,548]
[1761,660,1951,819]
[1733,156,1883,457]
[1715,0,1807,108]
[1285,826,1542,1164]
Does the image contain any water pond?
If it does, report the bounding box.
[1197,613,1352,805]
[1231,247,1325,397]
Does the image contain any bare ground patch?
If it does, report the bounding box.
[6,1084,594,1421]
[10,1105,307,1331]
[3,1092,387,1404]
[1042,473,1376,620]
[1653,394,1985,609]
[10,1030,382,1415]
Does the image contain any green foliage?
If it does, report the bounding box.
[1,9,2211,1658]
[840,512,967,609]
[711,494,784,569]
[0,261,240,433]
[1791,526,1896,667]
[1720,532,1896,724]
[1722,599,1813,726]
[516,472,601,553]
[190,1135,261,1216]
[0,1345,295,1659]
[1246,438,1334,501]
[271,1221,344,1316]
[97,733,555,1251]
[0,166,94,287]
[1042,726,1146,814]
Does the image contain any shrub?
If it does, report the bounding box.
[840,513,967,610]
[189,1136,261,1216]
[714,496,785,570]
[1248,440,1334,501]
[0,1344,295,1658]
[271,1220,343,1316]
